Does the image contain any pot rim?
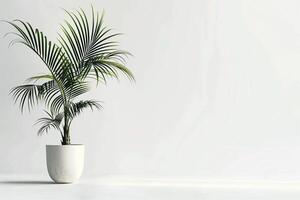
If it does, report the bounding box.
[46,144,84,147]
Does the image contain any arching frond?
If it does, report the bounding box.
[5,20,70,79]
[26,74,53,83]
[92,59,135,81]
[5,20,73,116]
[10,84,40,112]
[35,111,63,135]
[49,95,65,115]
[67,100,102,120]
[66,81,89,100]
[10,79,64,114]
[59,7,134,83]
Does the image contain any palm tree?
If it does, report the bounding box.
[6,7,134,145]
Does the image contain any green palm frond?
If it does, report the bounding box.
[11,79,62,113]
[49,95,65,115]
[5,20,70,78]
[67,100,102,120]
[5,20,71,112]
[26,74,53,83]
[59,7,134,82]
[35,111,63,135]
[93,59,134,81]
[66,81,90,100]
[10,84,40,112]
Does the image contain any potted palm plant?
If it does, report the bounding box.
[5,7,134,183]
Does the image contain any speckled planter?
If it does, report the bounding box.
[46,144,85,184]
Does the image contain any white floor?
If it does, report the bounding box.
[2,175,300,200]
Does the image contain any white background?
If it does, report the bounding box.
[1,0,300,182]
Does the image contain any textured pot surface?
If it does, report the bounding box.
[46,144,84,183]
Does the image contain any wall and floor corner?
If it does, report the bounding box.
[1,0,300,184]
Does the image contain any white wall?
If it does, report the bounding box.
[1,0,300,181]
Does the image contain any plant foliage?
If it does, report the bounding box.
[5,7,134,144]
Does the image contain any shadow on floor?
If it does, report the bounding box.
[0,180,54,185]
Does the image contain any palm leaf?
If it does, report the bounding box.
[67,100,102,120]
[5,20,73,109]
[59,7,133,82]
[26,74,53,83]
[10,84,40,112]
[89,59,134,82]
[35,111,63,135]
[66,81,90,100]
[5,20,69,78]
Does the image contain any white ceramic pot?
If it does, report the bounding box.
[46,144,85,183]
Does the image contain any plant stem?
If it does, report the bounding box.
[62,106,71,145]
